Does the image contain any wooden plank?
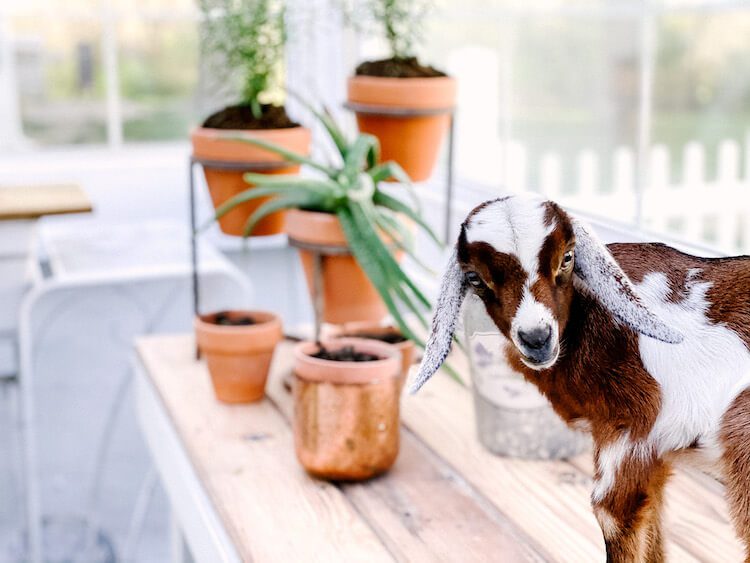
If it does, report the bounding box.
[135,335,392,562]
[265,347,545,563]
[401,368,700,563]
[0,184,92,220]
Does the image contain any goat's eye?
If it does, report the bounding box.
[465,271,483,287]
[561,250,574,269]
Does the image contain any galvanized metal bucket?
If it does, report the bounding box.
[462,295,590,460]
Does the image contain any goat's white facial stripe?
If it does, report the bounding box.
[466,197,554,281]
[511,287,556,341]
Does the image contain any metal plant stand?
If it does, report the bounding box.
[343,102,456,243]
[287,238,351,340]
[188,156,291,322]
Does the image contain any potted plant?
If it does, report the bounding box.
[209,106,464,478]
[193,0,311,236]
[195,310,283,403]
[343,0,456,182]
[293,338,402,480]
[323,322,414,381]
[212,103,441,338]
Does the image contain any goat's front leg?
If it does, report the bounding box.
[592,443,670,562]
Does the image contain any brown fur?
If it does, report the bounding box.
[593,451,670,562]
[458,204,750,561]
[721,388,750,561]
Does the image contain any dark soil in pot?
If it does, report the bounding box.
[343,331,407,345]
[211,311,256,326]
[311,345,382,362]
[202,103,299,130]
[355,56,446,78]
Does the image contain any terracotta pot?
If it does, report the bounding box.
[286,209,388,324]
[323,322,415,381]
[195,310,283,403]
[293,338,402,480]
[191,126,311,236]
[347,75,456,182]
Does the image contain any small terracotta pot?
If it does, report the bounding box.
[191,126,311,236]
[286,209,388,324]
[323,322,415,381]
[195,310,282,403]
[347,75,456,182]
[293,338,402,480]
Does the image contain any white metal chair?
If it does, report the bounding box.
[15,219,253,562]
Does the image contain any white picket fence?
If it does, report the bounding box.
[458,137,750,255]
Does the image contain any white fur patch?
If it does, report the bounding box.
[637,270,750,461]
[592,434,652,503]
[594,507,620,539]
[510,287,559,369]
[465,197,554,281]
[592,434,631,502]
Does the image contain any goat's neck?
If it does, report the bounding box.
[511,288,661,442]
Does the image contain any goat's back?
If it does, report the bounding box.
[608,242,750,349]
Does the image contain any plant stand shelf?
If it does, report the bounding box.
[287,237,350,341]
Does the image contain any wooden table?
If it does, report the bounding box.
[0,184,92,220]
[134,336,742,562]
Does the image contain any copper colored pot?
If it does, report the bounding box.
[191,126,311,236]
[293,338,402,481]
[323,322,415,382]
[286,209,389,324]
[195,310,282,403]
[347,75,456,182]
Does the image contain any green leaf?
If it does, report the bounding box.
[374,190,442,247]
[242,193,323,237]
[338,209,464,385]
[338,207,419,341]
[243,172,339,197]
[286,91,349,159]
[211,185,303,226]
[350,201,431,309]
[376,207,414,248]
[368,161,420,211]
[374,212,435,275]
[344,134,379,179]
[353,207,429,329]
[221,134,336,177]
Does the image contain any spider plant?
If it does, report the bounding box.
[211,104,441,351]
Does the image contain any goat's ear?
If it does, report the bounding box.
[409,248,468,394]
[572,219,683,344]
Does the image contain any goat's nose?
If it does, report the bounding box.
[518,326,552,350]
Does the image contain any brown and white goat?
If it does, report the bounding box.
[411,195,750,562]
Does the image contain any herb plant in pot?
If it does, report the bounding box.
[193,0,311,236]
[195,310,282,403]
[344,0,456,181]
